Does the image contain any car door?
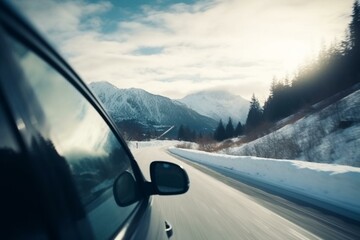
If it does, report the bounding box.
[0,3,168,239]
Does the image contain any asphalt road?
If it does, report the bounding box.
[131,144,360,240]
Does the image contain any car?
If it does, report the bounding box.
[0,2,189,239]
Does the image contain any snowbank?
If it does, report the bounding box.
[169,147,360,219]
[129,140,198,150]
[129,140,180,149]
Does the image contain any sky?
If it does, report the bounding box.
[11,0,354,102]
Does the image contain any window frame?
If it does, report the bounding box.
[0,2,152,239]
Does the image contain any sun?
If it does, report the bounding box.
[279,41,314,76]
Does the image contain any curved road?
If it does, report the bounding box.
[131,143,360,240]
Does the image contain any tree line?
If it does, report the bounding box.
[177,118,244,142]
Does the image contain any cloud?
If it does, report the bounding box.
[12,0,112,42]
[11,0,354,100]
[133,46,165,55]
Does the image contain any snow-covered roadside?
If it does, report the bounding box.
[128,140,180,149]
[128,140,198,151]
[169,147,360,220]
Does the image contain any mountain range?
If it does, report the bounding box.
[89,82,218,135]
[89,81,250,138]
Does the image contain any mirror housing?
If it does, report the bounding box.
[150,161,189,195]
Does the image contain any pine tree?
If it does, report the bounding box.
[349,0,360,84]
[214,120,226,141]
[234,121,244,136]
[225,117,234,139]
[178,125,197,141]
[349,1,360,51]
[245,94,263,131]
[177,125,185,140]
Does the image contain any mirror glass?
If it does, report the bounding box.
[113,171,140,207]
[151,161,189,195]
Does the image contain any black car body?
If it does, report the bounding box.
[0,2,189,239]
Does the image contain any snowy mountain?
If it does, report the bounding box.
[179,90,250,124]
[89,82,217,133]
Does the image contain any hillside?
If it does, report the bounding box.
[220,88,360,167]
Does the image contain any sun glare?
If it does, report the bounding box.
[280,42,313,76]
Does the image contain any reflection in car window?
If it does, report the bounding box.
[9,39,139,239]
[0,106,19,151]
[0,104,47,238]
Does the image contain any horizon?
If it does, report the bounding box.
[12,0,354,102]
[91,80,250,101]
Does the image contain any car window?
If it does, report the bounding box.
[8,38,140,240]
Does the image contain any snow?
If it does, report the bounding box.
[179,90,250,123]
[89,82,171,123]
[223,89,360,167]
[129,140,181,149]
[169,147,360,220]
[88,82,217,131]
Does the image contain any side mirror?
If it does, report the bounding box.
[113,171,141,207]
[150,161,189,195]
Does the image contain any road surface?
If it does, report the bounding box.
[131,143,360,240]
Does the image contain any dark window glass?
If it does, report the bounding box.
[9,40,139,239]
[0,104,48,238]
[0,106,19,151]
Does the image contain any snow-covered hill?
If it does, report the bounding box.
[179,90,250,124]
[89,82,217,132]
[222,88,360,167]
